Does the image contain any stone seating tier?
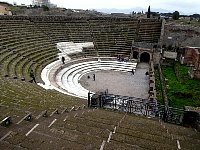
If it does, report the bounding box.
[52,60,137,99]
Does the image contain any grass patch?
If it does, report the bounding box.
[161,61,200,108]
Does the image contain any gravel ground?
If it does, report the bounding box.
[79,63,150,99]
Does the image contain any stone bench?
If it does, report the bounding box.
[50,109,59,116]
[17,113,32,124]
[0,116,12,127]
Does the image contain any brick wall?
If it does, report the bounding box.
[184,47,200,79]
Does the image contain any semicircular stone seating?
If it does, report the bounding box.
[58,60,137,98]
[39,41,137,99]
[41,58,137,99]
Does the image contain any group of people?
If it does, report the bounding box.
[117,55,129,62]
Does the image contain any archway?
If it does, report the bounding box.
[140,52,150,62]
[133,51,139,59]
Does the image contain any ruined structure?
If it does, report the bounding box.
[183,47,200,79]
[163,24,200,47]
[32,0,50,6]
[0,5,12,15]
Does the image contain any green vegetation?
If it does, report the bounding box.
[0,2,12,6]
[172,11,180,20]
[147,5,150,18]
[42,5,49,11]
[161,61,200,108]
[10,5,27,15]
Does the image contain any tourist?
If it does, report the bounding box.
[118,55,121,61]
[121,55,124,62]
[124,57,129,62]
[30,70,36,83]
[132,69,134,75]
[93,74,95,81]
[61,56,65,64]
[117,55,120,61]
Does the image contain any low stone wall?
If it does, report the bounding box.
[163,51,177,59]
[149,61,156,100]
[158,63,168,106]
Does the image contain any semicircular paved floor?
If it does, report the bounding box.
[79,69,149,98]
[55,60,149,99]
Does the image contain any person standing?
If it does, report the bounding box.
[61,56,65,64]
[132,69,134,75]
[30,70,36,83]
[93,74,95,81]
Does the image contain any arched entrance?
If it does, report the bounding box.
[140,52,150,62]
[133,51,139,59]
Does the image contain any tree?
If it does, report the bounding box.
[147,5,150,18]
[42,5,49,11]
[33,5,39,8]
[151,12,160,17]
[172,11,180,20]
[131,11,135,17]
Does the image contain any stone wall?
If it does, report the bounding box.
[132,43,161,65]
[184,48,200,66]
[163,24,200,47]
[184,47,200,79]
[153,52,161,65]
[163,51,177,59]
[0,5,12,15]
[133,42,157,49]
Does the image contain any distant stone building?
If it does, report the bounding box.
[183,47,200,79]
[0,5,12,15]
[32,0,50,6]
[110,13,130,18]
[32,0,56,8]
